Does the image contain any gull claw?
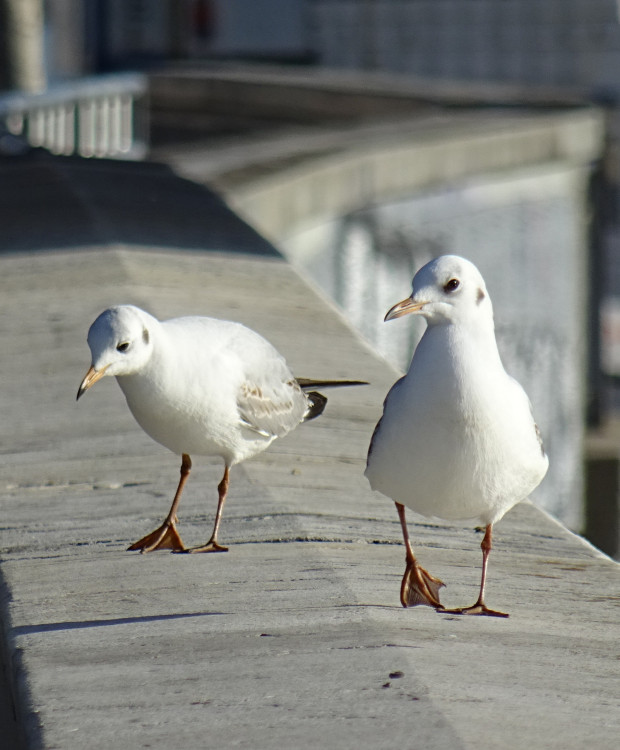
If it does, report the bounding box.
[400,559,445,609]
[127,522,186,553]
[180,540,229,554]
[441,603,509,618]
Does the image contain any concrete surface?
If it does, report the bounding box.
[0,152,278,256]
[1,244,619,749]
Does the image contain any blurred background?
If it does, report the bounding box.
[2,0,620,557]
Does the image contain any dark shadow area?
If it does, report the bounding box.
[0,644,24,750]
[0,150,280,257]
[0,578,29,750]
[11,611,230,637]
[0,602,229,749]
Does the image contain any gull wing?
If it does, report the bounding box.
[366,375,406,465]
[237,379,309,438]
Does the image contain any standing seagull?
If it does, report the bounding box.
[77,305,365,554]
[365,256,548,617]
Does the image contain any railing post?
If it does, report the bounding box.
[0,73,148,159]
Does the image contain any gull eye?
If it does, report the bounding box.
[116,342,130,353]
[444,278,460,293]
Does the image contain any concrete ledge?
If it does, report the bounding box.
[149,66,604,247]
[224,109,603,246]
[0,152,280,256]
[150,63,590,119]
[1,246,619,749]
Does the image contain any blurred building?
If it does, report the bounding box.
[41,1,620,93]
[311,1,620,93]
[43,1,309,80]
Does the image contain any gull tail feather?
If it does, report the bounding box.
[304,391,328,422]
[299,379,367,422]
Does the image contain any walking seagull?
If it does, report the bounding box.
[365,256,548,616]
[77,305,366,553]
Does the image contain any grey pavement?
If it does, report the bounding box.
[0,245,618,749]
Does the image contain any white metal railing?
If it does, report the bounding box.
[0,73,148,159]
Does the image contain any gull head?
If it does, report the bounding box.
[385,255,493,327]
[77,305,154,400]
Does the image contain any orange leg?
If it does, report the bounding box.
[127,454,191,553]
[183,465,230,553]
[442,524,509,618]
[396,503,445,609]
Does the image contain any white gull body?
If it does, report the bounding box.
[105,310,307,463]
[78,305,361,553]
[365,255,548,615]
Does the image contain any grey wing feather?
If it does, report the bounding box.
[529,399,546,458]
[366,376,406,466]
[237,379,309,438]
[510,376,547,458]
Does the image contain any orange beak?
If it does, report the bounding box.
[384,297,426,322]
[76,364,109,401]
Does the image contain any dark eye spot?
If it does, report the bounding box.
[116,342,130,353]
[444,278,460,293]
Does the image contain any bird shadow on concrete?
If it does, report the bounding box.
[11,611,230,636]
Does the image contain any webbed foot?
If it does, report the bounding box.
[180,539,229,554]
[401,559,445,609]
[127,522,186,553]
[441,603,509,618]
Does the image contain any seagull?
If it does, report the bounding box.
[77,305,366,554]
[365,255,548,617]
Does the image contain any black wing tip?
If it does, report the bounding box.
[304,391,328,421]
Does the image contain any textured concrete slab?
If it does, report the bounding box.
[0,152,278,256]
[0,246,619,749]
